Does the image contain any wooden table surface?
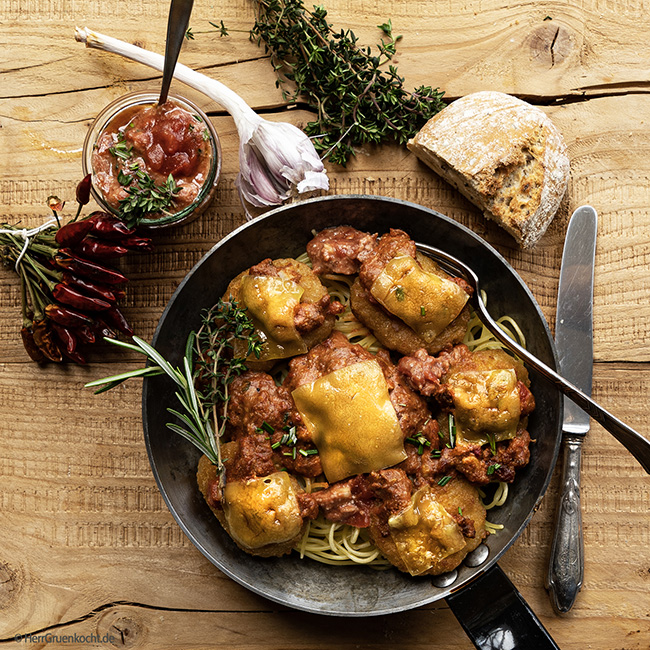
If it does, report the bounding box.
[1,1,649,648]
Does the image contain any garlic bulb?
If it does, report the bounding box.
[74,27,329,211]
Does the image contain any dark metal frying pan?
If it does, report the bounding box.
[142,195,563,649]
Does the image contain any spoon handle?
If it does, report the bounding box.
[476,299,650,474]
[159,0,195,105]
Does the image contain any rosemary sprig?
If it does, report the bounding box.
[249,0,446,165]
[85,299,262,485]
[117,167,180,228]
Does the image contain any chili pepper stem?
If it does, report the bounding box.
[30,256,62,282]
[22,255,57,291]
[19,272,33,328]
[26,240,59,258]
[20,264,45,320]
[4,231,58,260]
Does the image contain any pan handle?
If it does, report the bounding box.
[446,564,560,650]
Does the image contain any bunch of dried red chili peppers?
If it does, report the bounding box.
[0,175,153,364]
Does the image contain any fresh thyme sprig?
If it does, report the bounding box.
[249,0,447,165]
[85,299,262,484]
[185,20,229,40]
[193,298,263,449]
[118,167,180,228]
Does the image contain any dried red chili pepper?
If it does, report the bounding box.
[73,323,96,345]
[54,249,128,285]
[74,236,129,260]
[21,326,46,362]
[75,174,92,206]
[50,321,78,356]
[50,320,88,364]
[63,348,87,365]
[61,272,118,304]
[102,305,134,336]
[88,212,135,240]
[55,218,94,248]
[93,318,117,340]
[53,283,112,312]
[32,319,63,362]
[119,235,155,252]
[45,303,94,329]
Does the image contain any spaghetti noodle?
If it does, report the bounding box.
[291,266,524,565]
[293,478,390,566]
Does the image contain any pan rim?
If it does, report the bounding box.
[142,194,562,616]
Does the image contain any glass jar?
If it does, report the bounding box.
[82,91,221,229]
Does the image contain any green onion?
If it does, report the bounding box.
[437,476,452,487]
[406,433,431,455]
[448,413,456,448]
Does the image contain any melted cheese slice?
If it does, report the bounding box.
[370,256,469,343]
[223,472,303,550]
[447,369,521,445]
[388,486,466,576]
[239,273,308,360]
[291,359,406,483]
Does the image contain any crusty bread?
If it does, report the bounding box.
[407,91,570,248]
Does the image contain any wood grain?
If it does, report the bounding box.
[2,0,650,649]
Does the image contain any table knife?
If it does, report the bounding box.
[546,205,598,614]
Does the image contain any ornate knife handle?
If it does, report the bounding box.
[546,438,584,613]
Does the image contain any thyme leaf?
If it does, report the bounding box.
[248,0,446,165]
[118,169,181,228]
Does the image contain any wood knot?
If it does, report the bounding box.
[527,23,573,67]
[97,610,145,649]
[0,561,21,608]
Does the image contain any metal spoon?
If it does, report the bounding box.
[159,0,195,105]
[417,242,650,474]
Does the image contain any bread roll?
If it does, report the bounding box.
[407,91,569,248]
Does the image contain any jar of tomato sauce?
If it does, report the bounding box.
[82,91,221,228]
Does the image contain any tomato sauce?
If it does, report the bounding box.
[91,100,214,216]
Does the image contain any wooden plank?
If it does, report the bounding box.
[3,97,650,362]
[2,1,650,648]
[4,2,650,101]
[0,361,648,645]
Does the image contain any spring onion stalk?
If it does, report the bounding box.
[74,27,329,209]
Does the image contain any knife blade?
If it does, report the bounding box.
[546,205,598,614]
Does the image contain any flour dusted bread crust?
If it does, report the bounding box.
[407,91,570,248]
